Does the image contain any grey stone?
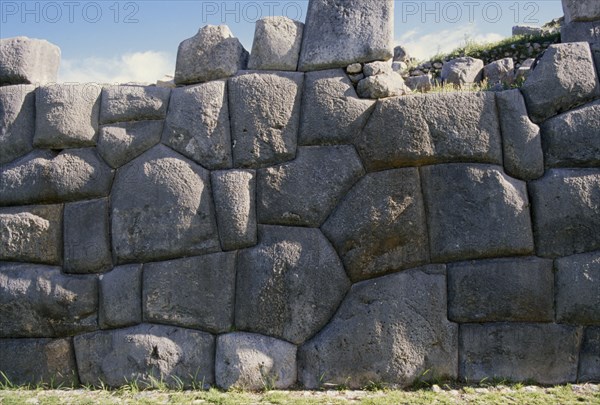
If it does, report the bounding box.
[248,17,304,71]
[0,338,77,386]
[299,266,458,389]
[0,263,97,337]
[0,204,62,265]
[355,92,502,171]
[111,145,220,263]
[448,257,554,322]
[579,327,600,381]
[298,69,375,146]
[0,37,60,86]
[74,324,215,388]
[356,73,411,99]
[421,164,534,263]
[34,84,102,148]
[346,63,362,74]
[0,148,114,206]
[363,61,393,77]
[99,265,142,329]
[298,0,394,71]
[496,89,544,180]
[211,170,257,251]
[484,58,514,86]
[235,225,350,345]
[215,332,297,390]
[393,45,409,62]
[512,25,543,36]
[162,81,232,170]
[392,61,408,73]
[0,84,35,164]
[99,85,170,124]
[530,169,600,257]
[322,168,429,282]
[257,146,364,227]
[97,120,163,169]
[175,25,249,85]
[348,73,365,83]
[404,74,436,92]
[156,75,175,88]
[555,251,600,324]
[64,199,112,274]
[441,57,484,85]
[561,21,600,74]
[144,253,236,334]
[541,99,600,168]
[562,0,600,23]
[522,43,600,123]
[460,323,582,384]
[229,71,303,168]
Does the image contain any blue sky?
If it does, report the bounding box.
[0,0,564,83]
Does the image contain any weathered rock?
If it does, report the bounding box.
[512,25,543,36]
[555,251,600,324]
[74,324,215,388]
[144,253,237,334]
[355,92,502,171]
[97,120,163,169]
[346,63,362,74]
[530,169,600,257]
[257,146,364,227]
[111,145,220,263]
[579,327,600,381]
[441,57,484,85]
[99,85,170,124]
[0,84,35,164]
[404,74,436,92]
[0,263,97,337]
[496,89,544,180]
[235,226,350,344]
[363,61,393,77]
[248,17,304,71]
[34,84,102,148]
[322,168,429,282]
[460,323,582,384]
[0,37,60,86]
[175,25,249,85]
[298,69,375,145]
[561,21,600,73]
[156,75,175,88]
[299,266,458,389]
[357,73,411,99]
[562,0,600,23]
[229,71,303,168]
[215,332,297,390]
[298,0,394,71]
[522,42,600,123]
[162,81,232,170]
[484,58,514,86]
[393,45,409,62]
[0,204,62,265]
[99,265,142,329]
[448,257,554,322]
[421,164,534,262]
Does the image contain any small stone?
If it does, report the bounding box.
[484,58,514,86]
[357,73,411,99]
[433,62,444,69]
[0,37,60,86]
[346,63,362,74]
[404,74,436,92]
[99,85,170,124]
[392,61,408,72]
[97,120,163,169]
[99,265,142,329]
[512,26,543,36]
[156,74,175,88]
[410,69,425,76]
[363,61,392,77]
[393,45,409,62]
[0,84,35,164]
[348,73,365,83]
[248,17,304,71]
[441,57,484,85]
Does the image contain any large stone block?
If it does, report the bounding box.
[555,251,600,324]
[579,327,600,381]
[74,324,215,388]
[0,84,35,164]
[322,168,429,282]
[111,145,220,263]
[484,58,514,87]
[257,146,364,227]
[299,265,457,389]
[235,226,350,345]
[97,120,163,169]
[248,17,304,71]
[562,0,600,23]
[298,0,393,71]
[229,71,303,168]
[99,85,170,124]
[0,263,97,337]
[530,169,600,257]
[144,253,237,334]
[0,37,60,86]
[460,323,582,384]
[0,204,62,265]
[421,164,534,262]
[355,92,502,171]
[561,21,600,74]
[99,265,142,329]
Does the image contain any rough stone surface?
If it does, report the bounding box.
[530,169,600,257]
[422,164,534,263]
[299,266,458,389]
[248,17,304,71]
[175,25,248,85]
[512,25,543,36]
[34,84,102,148]
[448,257,554,322]
[355,92,502,171]
[357,73,411,99]
[99,85,170,124]
[298,0,394,71]
[235,225,350,345]
[441,57,484,85]
[111,145,220,263]
[404,74,435,92]
[257,146,364,227]
[393,45,408,62]
[229,71,303,168]
[363,61,393,77]
[74,324,215,388]
[460,323,582,384]
[0,37,60,86]
[0,204,62,265]
[484,58,514,86]
[0,84,35,164]
[99,265,142,329]
[215,332,297,390]
[555,251,600,324]
[97,120,163,169]
[579,327,600,381]
[144,253,237,334]
[561,21,600,74]
[0,263,97,337]
[322,168,429,282]
[162,80,232,170]
[562,0,600,23]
